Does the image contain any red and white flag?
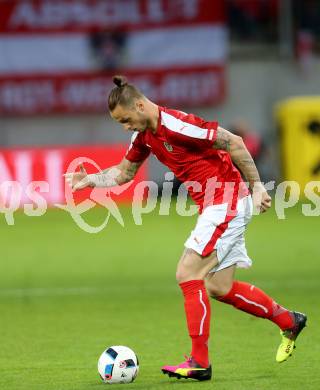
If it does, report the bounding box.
[0,0,227,114]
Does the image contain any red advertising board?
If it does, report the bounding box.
[0,144,148,208]
[0,66,225,115]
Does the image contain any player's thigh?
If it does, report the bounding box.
[205,265,236,298]
[176,248,219,283]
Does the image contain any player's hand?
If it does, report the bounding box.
[64,164,93,192]
[251,183,272,214]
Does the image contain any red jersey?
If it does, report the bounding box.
[125,106,249,212]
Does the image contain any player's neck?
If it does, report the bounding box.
[146,102,159,133]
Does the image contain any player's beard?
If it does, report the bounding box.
[144,115,157,132]
[136,117,149,132]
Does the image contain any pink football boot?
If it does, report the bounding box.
[162,356,212,381]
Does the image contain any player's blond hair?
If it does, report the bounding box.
[108,75,144,111]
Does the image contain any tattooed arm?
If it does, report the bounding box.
[213,126,271,213]
[108,158,144,185]
[64,158,144,191]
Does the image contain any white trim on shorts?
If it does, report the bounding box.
[184,195,253,273]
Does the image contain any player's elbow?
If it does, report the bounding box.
[231,134,246,151]
[233,134,245,145]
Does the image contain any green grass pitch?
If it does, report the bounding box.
[0,201,319,390]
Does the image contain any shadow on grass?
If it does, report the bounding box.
[87,378,210,389]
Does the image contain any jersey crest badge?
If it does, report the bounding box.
[164,142,173,152]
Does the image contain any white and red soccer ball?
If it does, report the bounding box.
[98,346,139,384]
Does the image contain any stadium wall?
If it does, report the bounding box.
[0,59,319,182]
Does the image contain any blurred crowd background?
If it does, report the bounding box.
[0,0,320,199]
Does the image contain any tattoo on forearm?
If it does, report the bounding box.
[125,162,140,179]
[101,161,142,185]
[239,157,256,166]
[232,151,261,187]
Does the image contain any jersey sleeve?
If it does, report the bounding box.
[125,131,151,163]
[161,110,218,150]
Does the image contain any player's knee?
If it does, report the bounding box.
[176,269,191,284]
[175,270,183,283]
[176,266,201,284]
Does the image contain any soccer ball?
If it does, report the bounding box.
[98,346,139,384]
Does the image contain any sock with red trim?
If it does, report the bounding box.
[179,280,211,368]
[217,281,294,330]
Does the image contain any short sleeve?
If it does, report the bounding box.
[125,131,151,163]
[161,110,218,150]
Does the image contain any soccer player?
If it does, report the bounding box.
[65,76,307,381]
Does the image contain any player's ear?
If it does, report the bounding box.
[135,100,145,113]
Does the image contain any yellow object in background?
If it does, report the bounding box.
[276,97,320,190]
